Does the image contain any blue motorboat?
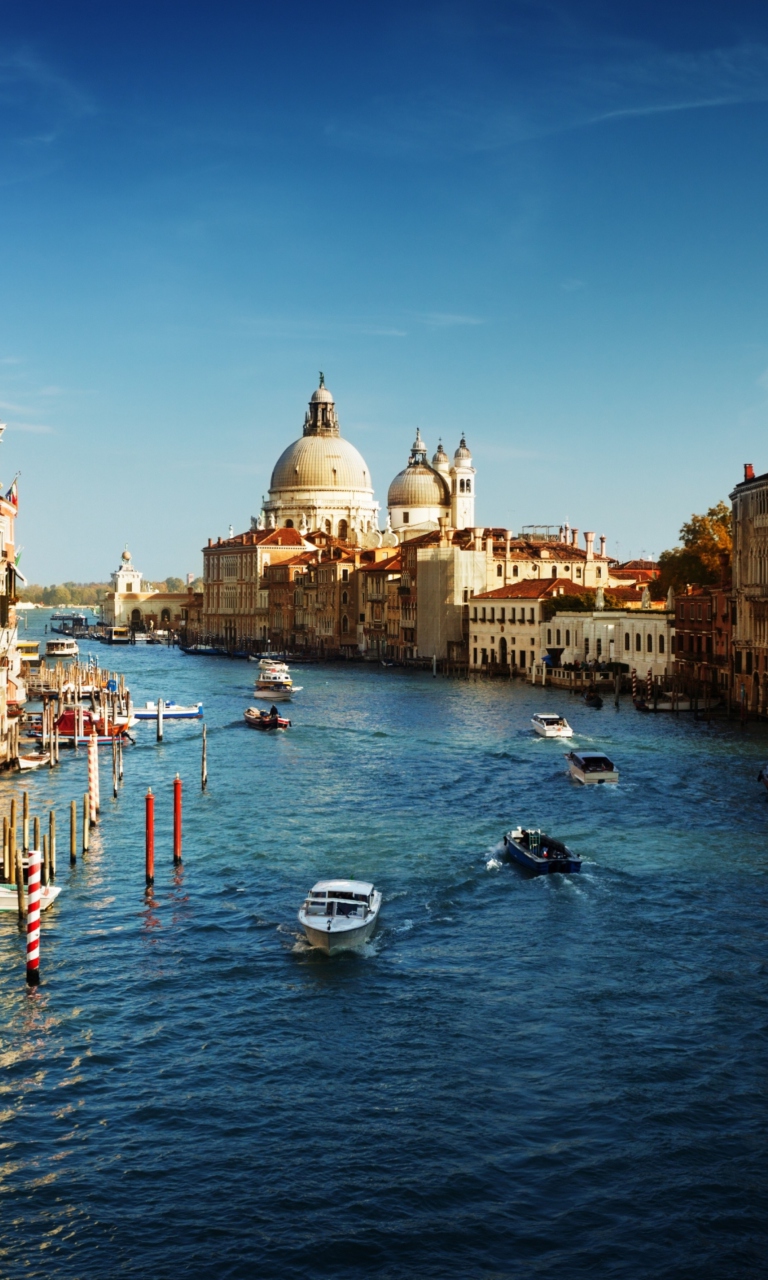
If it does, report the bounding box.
[502,826,582,875]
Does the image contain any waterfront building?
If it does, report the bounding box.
[103,548,199,634]
[730,462,768,714]
[469,579,572,672]
[540,604,675,679]
[359,552,402,659]
[674,577,733,697]
[0,474,26,762]
[261,376,379,540]
[200,527,313,648]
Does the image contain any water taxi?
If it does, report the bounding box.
[298,880,382,953]
[45,637,79,659]
[254,666,302,701]
[532,712,573,738]
[565,750,618,784]
[17,639,42,669]
[503,827,581,875]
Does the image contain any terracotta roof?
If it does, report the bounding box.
[205,527,307,550]
[474,578,574,600]
[359,553,402,574]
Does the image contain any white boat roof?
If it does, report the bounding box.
[310,879,374,895]
[533,713,565,722]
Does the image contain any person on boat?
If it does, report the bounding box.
[270,705,278,717]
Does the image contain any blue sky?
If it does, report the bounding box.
[2,0,768,581]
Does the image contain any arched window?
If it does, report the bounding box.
[325,519,331,534]
[466,479,471,493]
[342,615,349,634]
[635,633,641,651]
[460,479,465,493]
[551,566,557,578]
[496,564,502,577]
[624,633,630,651]
[341,591,348,605]
[161,608,171,624]
[647,633,653,652]
[338,519,348,541]
[565,629,570,645]
[513,565,519,578]
[285,519,294,528]
[659,634,665,653]
[131,608,141,625]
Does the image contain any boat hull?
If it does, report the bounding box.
[503,834,581,875]
[134,704,203,720]
[567,764,618,784]
[0,883,61,912]
[299,912,379,953]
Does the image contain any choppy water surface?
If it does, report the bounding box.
[1,621,767,1278]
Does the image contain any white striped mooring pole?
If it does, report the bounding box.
[26,849,41,987]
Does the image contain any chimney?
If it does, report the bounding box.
[745,463,755,481]
[571,527,578,547]
[438,515,449,548]
[505,531,511,561]
[559,526,565,543]
[585,531,595,561]
[599,534,606,558]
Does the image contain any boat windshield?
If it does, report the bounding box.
[583,756,613,771]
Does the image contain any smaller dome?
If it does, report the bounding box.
[454,435,472,461]
[388,463,450,509]
[432,440,450,471]
[121,548,132,562]
[311,386,334,405]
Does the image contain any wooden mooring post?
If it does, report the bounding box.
[70,800,77,865]
[201,723,208,791]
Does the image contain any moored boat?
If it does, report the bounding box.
[583,689,603,709]
[103,626,131,645]
[134,701,204,720]
[532,712,573,738]
[565,750,618,784]
[502,827,581,875]
[298,880,382,953]
[244,707,291,730]
[0,883,61,912]
[17,752,51,772]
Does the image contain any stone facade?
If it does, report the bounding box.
[730,463,768,713]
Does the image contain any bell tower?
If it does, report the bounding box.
[450,436,475,529]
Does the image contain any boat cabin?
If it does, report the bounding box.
[303,880,374,920]
[572,752,614,773]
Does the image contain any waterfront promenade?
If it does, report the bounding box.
[0,614,766,1279]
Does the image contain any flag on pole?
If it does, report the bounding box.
[5,480,17,506]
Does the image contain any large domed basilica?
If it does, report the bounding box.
[260,376,379,541]
[257,376,477,544]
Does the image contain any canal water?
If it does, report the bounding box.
[1,615,767,1278]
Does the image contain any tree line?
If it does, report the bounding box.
[18,578,203,607]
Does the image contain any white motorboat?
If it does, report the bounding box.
[298,880,382,953]
[45,637,79,659]
[565,750,619,785]
[134,701,204,720]
[0,881,62,912]
[532,712,573,738]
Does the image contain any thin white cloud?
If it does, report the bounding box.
[9,421,53,434]
[415,312,485,327]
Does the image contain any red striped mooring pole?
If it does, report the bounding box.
[26,849,41,987]
[631,668,637,701]
[88,731,100,826]
[145,789,155,888]
[173,774,182,866]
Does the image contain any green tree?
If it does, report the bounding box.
[164,577,185,592]
[653,501,732,597]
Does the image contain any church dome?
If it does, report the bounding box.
[270,434,373,494]
[432,440,450,474]
[310,385,334,405]
[388,463,450,509]
[454,435,472,462]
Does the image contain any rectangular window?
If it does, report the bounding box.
[402,512,409,523]
[596,567,602,579]
[510,608,516,623]
[596,638,602,656]
[528,608,534,624]
[473,648,477,665]
[481,648,488,665]
[473,607,477,621]
[481,608,486,622]
[513,565,519,577]
[519,650,525,668]
[490,607,495,623]
[584,638,590,656]
[556,629,561,646]
[499,607,505,623]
